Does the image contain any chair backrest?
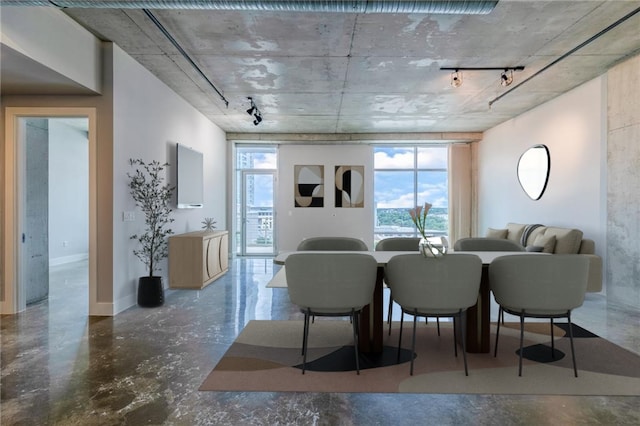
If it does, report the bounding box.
[296,236,368,251]
[375,237,421,252]
[384,254,482,312]
[489,254,589,312]
[454,237,525,252]
[285,253,378,313]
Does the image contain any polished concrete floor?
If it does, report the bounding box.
[1,257,639,425]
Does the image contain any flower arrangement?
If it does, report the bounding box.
[409,202,432,240]
[409,202,446,257]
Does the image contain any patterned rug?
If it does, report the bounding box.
[200,320,640,394]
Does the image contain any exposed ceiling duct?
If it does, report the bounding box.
[3,1,499,14]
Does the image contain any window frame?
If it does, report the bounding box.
[373,145,448,242]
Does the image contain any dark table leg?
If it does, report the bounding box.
[465,265,491,353]
[359,266,385,353]
[361,265,489,354]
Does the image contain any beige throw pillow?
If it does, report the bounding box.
[542,227,583,254]
[531,234,556,253]
[506,223,526,242]
[486,228,508,239]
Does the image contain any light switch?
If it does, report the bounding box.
[123,211,135,221]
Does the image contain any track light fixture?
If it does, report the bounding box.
[500,69,514,87]
[441,66,524,88]
[253,110,263,125]
[246,97,263,126]
[450,70,463,88]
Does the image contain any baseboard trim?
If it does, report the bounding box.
[89,302,114,316]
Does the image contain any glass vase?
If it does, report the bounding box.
[419,236,448,258]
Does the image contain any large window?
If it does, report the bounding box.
[374,146,448,244]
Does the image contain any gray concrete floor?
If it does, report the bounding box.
[1,257,639,425]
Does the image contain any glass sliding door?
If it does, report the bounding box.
[241,171,275,255]
[235,145,277,256]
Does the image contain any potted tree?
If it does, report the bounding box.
[127,158,175,307]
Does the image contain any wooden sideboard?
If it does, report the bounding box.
[169,230,229,289]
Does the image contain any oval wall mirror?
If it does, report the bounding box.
[517,144,550,200]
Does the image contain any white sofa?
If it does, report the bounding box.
[477,223,602,292]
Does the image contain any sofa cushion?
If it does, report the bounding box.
[531,233,556,253]
[520,224,545,246]
[542,227,583,254]
[579,239,596,255]
[505,223,526,243]
[524,226,547,246]
[486,228,508,239]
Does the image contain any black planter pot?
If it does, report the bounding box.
[137,276,164,307]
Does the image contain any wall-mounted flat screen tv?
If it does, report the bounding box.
[176,143,204,208]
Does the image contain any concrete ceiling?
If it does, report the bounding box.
[3,1,640,134]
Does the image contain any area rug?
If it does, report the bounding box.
[200,320,640,395]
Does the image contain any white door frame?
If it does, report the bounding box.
[2,107,98,314]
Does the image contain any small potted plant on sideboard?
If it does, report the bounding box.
[127,158,175,307]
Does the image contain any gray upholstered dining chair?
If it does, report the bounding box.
[453,237,525,252]
[384,253,482,375]
[489,254,590,377]
[296,236,368,251]
[375,237,421,252]
[374,237,425,334]
[296,236,369,324]
[285,252,378,374]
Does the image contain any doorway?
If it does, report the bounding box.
[240,171,276,256]
[234,145,277,256]
[2,107,97,315]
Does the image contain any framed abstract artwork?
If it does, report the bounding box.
[335,165,364,208]
[294,165,324,207]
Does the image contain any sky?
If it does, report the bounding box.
[374,146,448,209]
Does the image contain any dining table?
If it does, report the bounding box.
[272,250,536,354]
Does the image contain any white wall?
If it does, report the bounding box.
[48,119,89,264]
[0,7,102,93]
[111,45,227,313]
[477,77,605,257]
[276,144,374,251]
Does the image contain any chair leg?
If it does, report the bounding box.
[388,298,393,335]
[568,311,578,377]
[459,310,469,376]
[351,309,360,375]
[302,309,311,374]
[302,310,309,356]
[452,315,458,357]
[494,307,502,357]
[436,317,441,336]
[518,314,525,377]
[501,309,505,324]
[550,318,555,359]
[397,311,405,363]
[410,313,418,375]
